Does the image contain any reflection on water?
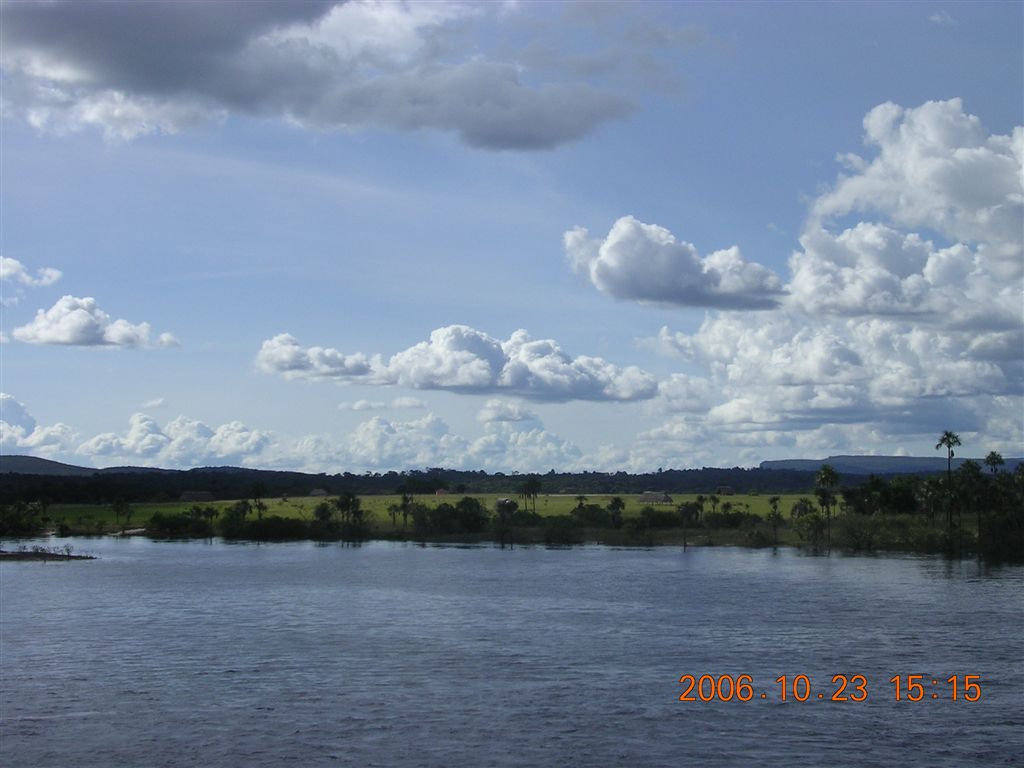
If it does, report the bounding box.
[2,539,1022,767]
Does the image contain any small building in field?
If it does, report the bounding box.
[434,488,449,495]
[639,491,673,504]
[309,488,329,497]
[180,491,215,503]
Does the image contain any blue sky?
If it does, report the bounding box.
[1,0,1021,472]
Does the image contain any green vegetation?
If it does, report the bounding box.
[3,433,1020,561]
[7,479,1016,560]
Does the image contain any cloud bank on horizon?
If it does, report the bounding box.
[1,2,1020,473]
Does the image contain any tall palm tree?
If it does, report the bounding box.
[524,475,542,513]
[936,431,961,485]
[936,431,961,532]
[984,451,1004,475]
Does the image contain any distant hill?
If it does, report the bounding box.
[759,455,1023,475]
[0,455,180,476]
[0,455,100,477]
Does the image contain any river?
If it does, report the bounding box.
[2,538,1021,766]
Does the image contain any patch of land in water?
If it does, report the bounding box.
[0,548,96,561]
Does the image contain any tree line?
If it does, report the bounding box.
[0,465,839,506]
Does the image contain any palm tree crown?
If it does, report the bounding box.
[936,430,962,482]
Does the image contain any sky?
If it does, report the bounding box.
[0,0,1021,474]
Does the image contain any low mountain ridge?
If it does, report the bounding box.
[759,455,1022,475]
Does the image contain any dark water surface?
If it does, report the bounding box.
[2,538,1022,767]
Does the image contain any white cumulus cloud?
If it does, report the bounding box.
[0,393,77,456]
[633,99,1023,463]
[565,215,784,309]
[0,256,62,307]
[468,422,582,473]
[258,324,659,402]
[256,333,376,380]
[0,256,62,287]
[157,332,180,348]
[477,398,540,424]
[811,98,1022,273]
[12,295,174,347]
[339,400,387,412]
[77,412,272,467]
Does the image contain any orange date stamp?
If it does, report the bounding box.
[677,674,982,702]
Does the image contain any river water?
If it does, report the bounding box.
[1,538,1021,767]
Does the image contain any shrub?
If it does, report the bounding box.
[147,511,214,538]
[512,508,543,527]
[571,504,611,528]
[543,515,580,545]
[454,497,490,533]
[640,506,679,529]
[792,510,826,548]
[703,509,758,529]
[0,502,45,536]
[837,514,877,552]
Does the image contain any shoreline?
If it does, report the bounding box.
[2,529,1007,563]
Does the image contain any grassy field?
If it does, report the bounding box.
[44,491,814,534]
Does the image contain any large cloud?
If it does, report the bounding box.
[11,295,172,347]
[635,99,1023,462]
[1,1,630,149]
[565,216,785,309]
[256,333,375,380]
[785,100,1022,323]
[77,413,273,467]
[811,99,1022,270]
[258,324,658,402]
